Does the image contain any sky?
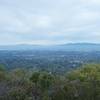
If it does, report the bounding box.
[0,0,100,45]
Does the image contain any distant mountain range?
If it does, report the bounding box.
[0,43,100,51]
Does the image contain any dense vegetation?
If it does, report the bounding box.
[0,64,100,100]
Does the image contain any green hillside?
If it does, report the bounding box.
[0,64,100,100]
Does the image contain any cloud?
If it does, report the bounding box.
[0,0,100,44]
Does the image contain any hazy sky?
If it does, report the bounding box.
[0,0,100,45]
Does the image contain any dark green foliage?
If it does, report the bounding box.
[0,64,100,100]
[0,65,8,81]
[30,72,40,84]
[0,64,5,71]
[38,72,54,90]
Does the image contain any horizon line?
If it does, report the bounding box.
[0,42,100,46]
